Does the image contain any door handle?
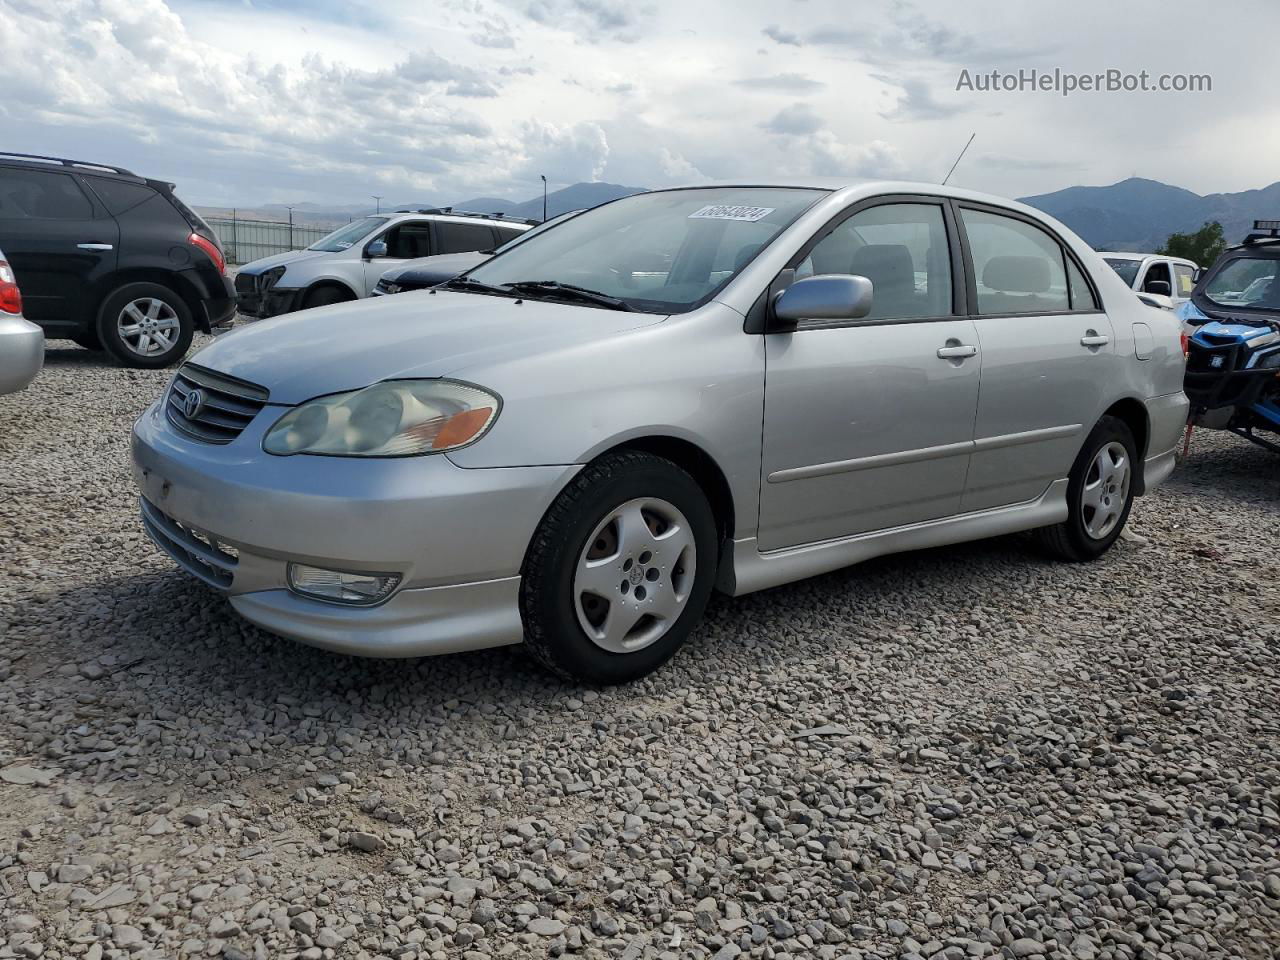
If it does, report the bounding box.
[1080,331,1110,348]
[77,243,113,251]
[937,344,978,359]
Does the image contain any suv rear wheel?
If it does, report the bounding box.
[97,282,194,368]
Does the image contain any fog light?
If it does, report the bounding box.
[287,563,401,605]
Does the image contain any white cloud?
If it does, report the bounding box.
[2,0,1276,207]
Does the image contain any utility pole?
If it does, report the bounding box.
[286,205,294,250]
[371,195,383,214]
[540,175,547,222]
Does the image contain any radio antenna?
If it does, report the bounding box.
[941,133,976,186]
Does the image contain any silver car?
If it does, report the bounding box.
[234,211,533,318]
[131,181,1189,683]
[0,248,43,395]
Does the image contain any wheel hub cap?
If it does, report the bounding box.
[573,497,696,654]
[1081,441,1130,540]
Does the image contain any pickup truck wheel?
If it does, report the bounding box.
[520,451,718,685]
[97,282,194,369]
[1035,415,1137,562]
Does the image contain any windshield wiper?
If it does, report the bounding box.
[503,280,634,312]
[439,276,516,297]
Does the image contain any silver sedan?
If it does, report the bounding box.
[131,180,1188,683]
[0,250,43,395]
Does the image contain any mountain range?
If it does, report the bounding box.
[1017,177,1280,252]
[197,177,1280,254]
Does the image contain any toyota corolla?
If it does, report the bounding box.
[131,181,1188,683]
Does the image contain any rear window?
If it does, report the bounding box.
[0,168,93,220]
[85,176,157,215]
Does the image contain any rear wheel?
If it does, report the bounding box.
[97,282,194,368]
[520,451,718,684]
[1035,415,1137,562]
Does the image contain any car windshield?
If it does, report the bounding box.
[1202,255,1280,310]
[464,188,825,313]
[308,217,387,252]
[1104,258,1142,287]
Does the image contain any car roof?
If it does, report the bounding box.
[1098,251,1197,267]
[382,211,533,229]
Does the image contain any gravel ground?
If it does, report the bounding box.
[1,338,1278,960]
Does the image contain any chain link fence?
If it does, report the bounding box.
[205,214,336,265]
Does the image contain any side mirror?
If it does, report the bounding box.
[1144,279,1172,297]
[770,274,873,331]
[366,240,388,259]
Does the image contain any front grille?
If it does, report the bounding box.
[140,498,237,590]
[234,272,255,295]
[166,363,269,444]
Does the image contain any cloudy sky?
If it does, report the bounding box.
[6,0,1277,209]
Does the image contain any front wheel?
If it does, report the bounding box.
[97,282,194,368]
[520,451,719,684]
[1035,415,1137,562]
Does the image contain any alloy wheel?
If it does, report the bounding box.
[573,497,696,653]
[1081,441,1130,540]
[117,297,180,357]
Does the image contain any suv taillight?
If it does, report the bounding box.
[1180,332,1190,357]
[188,232,226,276]
[0,260,22,315]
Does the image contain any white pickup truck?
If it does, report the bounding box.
[1099,252,1198,311]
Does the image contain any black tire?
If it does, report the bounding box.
[97,282,194,369]
[520,451,719,684]
[302,285,355,310]
[1035,415,1138,562]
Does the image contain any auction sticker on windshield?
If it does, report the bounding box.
[688,205,775,222]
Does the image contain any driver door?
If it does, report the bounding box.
[757,198,981,551]
[362,219,433,294]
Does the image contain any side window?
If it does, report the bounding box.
[85,177,157,216]
[1066,256,1099,310]
[960,208,1070,314]
[1173,263,1196,298]
[0,169,93,220]
[382,221,433,259]
[1142,261,1172,294]
[494,227,525,245]
[796,202,953,321]
[435,221,501,255]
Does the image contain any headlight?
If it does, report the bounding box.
[263,380,500,457]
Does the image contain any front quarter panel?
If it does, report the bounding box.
[447,303,767,539]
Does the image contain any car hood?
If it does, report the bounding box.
[382,252,488,284]
[189,290,664,404]
[239,249,331,275]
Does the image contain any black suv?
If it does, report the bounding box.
[0,153,234,368]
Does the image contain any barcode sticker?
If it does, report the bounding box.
[688,204,775,222]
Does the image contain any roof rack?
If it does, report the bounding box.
[392,207,540,226]
[0,152,136,176]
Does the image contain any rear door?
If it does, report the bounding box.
[955,203,1114,511]
[0,167,117,332]
[432,220,504,256]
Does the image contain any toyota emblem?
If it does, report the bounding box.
[183,388,206,419]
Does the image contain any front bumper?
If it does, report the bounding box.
[0,313,44,395]
[234,275,303,319]
[131,399,579,656]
